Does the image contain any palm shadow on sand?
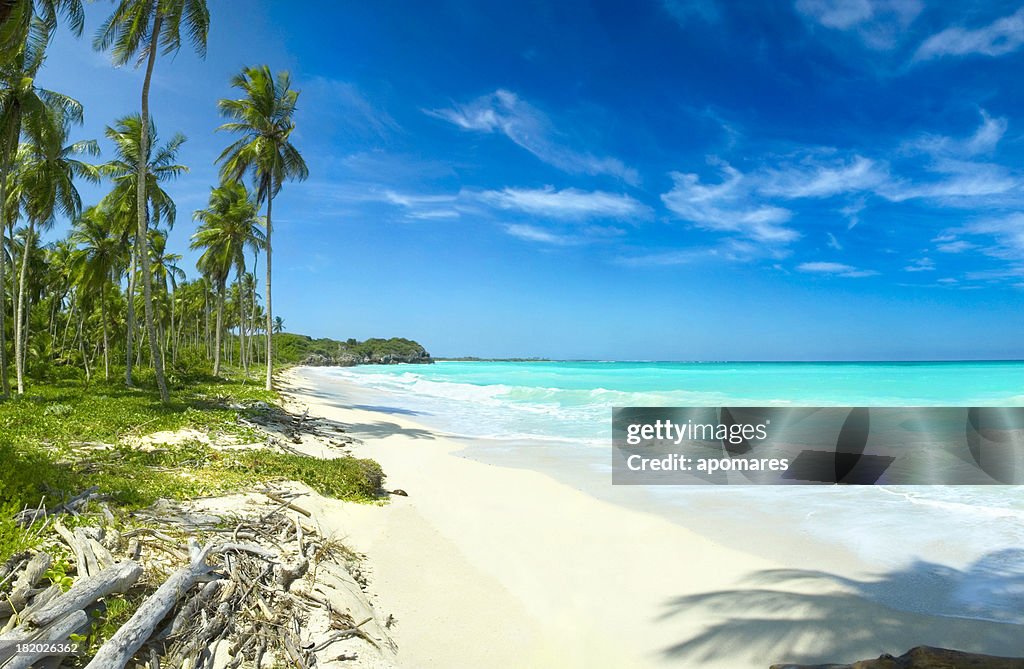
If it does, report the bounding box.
[659,549,1024,666]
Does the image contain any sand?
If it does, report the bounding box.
[278,366,1024,669]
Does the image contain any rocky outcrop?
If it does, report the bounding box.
[301,346,433,367]
[771,646,1024,669]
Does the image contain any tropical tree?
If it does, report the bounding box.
[273,315,283,334]
[99,114,185,385]
[70,204,126,379]
[93,0,210,403]
[0,19,81,396]
[217,65,307,390]
[0,0,83,66]
[13,113,98,392]
[191,180,263,377]
[148,227,184,365]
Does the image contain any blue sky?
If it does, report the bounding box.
[34,0,1024,360]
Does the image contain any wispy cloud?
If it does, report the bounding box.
[826,232,843,250]
[907,110,1008,157]
[915,7,1024,61]
[427,89,640,185]
[904,257,935,272]
[758,155,888,198]
[661,164,798,244]
[479,186,649,220]
[504,224,581,245]
[797,261,879,277]
[302,78,400,140]
[795,0,923,49]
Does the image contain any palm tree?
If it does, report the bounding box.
[217,65,308,390]
[93,0,209,403]
[0,19,82,396]
[148,228,184,366]
[99,114,186,386]
[273,315,283,334]
[191,181,263,377]
[70,204,126,380]
[14,114,98,392]
[0,0,83,67]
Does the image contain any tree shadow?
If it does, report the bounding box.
[341,420,438,441]
[660,549,1024,666]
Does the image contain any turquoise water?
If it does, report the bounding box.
[304,361,1024,624]
[316,360,1024,444]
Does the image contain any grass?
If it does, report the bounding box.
[0,366,386,562]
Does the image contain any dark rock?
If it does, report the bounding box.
[771,646,1024,669]
[301,345,433,368]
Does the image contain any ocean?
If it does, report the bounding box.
[302,360,1024,624]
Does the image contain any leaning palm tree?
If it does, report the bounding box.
[99,113,185,386]
[14,114,98,392]
[191,181,264,377]
[93,0,209,403]
[217,65,308,390]
[0,19,82,396]
[70,204,126,380]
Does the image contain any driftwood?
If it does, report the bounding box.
[84,545,217,669]
[25,560,142,627]
[3,609,88,669]
[771,646,1024,669]
[0,551,50,616]
[13,486,102,527]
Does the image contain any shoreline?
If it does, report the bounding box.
[279,366,1024,668]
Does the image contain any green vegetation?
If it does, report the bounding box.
[0,371,385,562]
[275,333,430,363]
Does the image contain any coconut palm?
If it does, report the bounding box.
[148,227,184,366]
[13,115,98,392]
[100,114,186,385]
[0,0,83,66]
[191,181,264,377]
[273,315,283,334]
[0,20,82,396]
[93,0,209,403]
[217,65,308,390]
[70,204,126,380]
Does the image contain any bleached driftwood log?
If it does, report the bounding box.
[25,560,142,627]
[0,551,50,616]
[3,609,88,669]
[83,544,219,669]
[770,645,1024,669]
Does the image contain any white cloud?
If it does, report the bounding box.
[796,0,923,49]
[877,161,1018,203]
[797,261,879,277]
[961,214,1024,260]
[661,166,798,244]
[758,155,888,198]
[428,90,640,185]
[504,224,579,245]
[909,110,1008,157]
[916,8,1024,60]
[479,186,649,220]
[904,257,935,272]
[826,232,843,250]
[935,240,976,253]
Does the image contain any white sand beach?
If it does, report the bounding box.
[279,366,1024,669]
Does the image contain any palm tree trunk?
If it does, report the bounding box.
[137,9,170,403]
[264,190,274,390]
[169,275,177,367]
[78,308,89,383]
[0,119,15,398]
[14,222,33,394]
[101,291,110,381]
[213,281,224,377]
[237,265,247,375]
[125,238,137,386]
